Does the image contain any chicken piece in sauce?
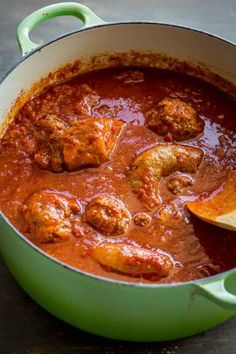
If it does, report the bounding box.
[130,144,203,209]
[113,70,144,83]
[34,115,68,172]
[34,117,125,172]
[62,118,124,171]
[23,191,81,243]
[84,195,131,236]
[145,97,204,141]
[89,241,173,277]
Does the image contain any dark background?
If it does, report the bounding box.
[0,0,236,353]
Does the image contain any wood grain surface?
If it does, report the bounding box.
[0,0,236,353]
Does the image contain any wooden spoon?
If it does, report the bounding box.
[187,170,236,231]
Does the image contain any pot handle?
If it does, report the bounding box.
[197,276,236,311]
[17,2,105,56]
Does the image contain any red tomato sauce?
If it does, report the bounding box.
[0,67,235,283]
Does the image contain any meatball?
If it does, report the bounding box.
[129,144,203,209]
[145,97,204,141]
[34,117,125,172]
[62,118,124,171]
[84,195,131,236]
[167,173,195,195]
[23,191,81,243]
[89,241,173,277]
[133,212,152,227]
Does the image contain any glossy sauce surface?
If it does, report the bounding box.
[0,67,236,283]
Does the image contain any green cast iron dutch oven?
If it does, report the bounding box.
[0,2,236,342]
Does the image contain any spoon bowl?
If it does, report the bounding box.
[187,170,236,231]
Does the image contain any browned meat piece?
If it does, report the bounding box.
[34,115,68,172]
[167,172,195,195]
[34,140,65,172]
[84,195,131,236]
[114,70,144,83]
[89,241,173,277]
[133,212,152,227]
[145,97,204,141]
[63,118,124,171]
[35,114,68,135]
[156,203,184,222]
[129,144,203,209]
[34,117,124,172]
[23,191,81,243]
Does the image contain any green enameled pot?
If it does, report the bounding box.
[0,2,236,342]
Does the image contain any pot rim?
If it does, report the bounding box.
[2,21,236,83]
[0,21,235,289]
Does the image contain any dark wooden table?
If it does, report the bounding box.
[0,1,236,353]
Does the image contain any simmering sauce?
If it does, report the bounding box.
[0,67,235,283]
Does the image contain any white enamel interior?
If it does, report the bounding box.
[0,23,236,128]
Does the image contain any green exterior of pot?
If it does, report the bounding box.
[0,215,235,341]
